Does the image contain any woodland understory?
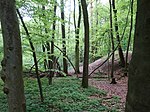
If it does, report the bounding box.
[2,0,150,112]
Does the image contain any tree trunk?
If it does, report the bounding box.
[48,2,57,84]
[91,0,98,60]
[124,0,134,76]
[109,0,116,84]
[68,0,71,39]
[0,0,26,111]
[112,0,125,67]
[61,0,68,74]
[17,9,44,102]
[125,0,150,111]
[81,0,89,88]
[42,44,47,70]
[74,0,81,74]
[46,42,53,84]
[90,0,95,61]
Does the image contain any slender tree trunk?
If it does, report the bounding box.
[0,0,26,111]
[41,5,52,84]
[46,42,53,84]
[41,6,48,71]
[109,0,116,84]
[68,0,71,39]
[90,0,95,61]
[125,0,150,111]
[92,0,98,58]
[112,0,125,67]
[46,42,50,70]
[48,2,57,84]
[81,0,89,88]
[124,0,134,76]
[73,0,77,30]
[17,9,44,102]
[74,0,82,74]
[61,0,68,74]
[42,44,47,70]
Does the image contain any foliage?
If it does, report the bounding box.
[0,0,137,71]
[0,0,137,111]
[0,77,120,112]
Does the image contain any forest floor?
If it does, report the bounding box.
[0,54,130,111]
[69,53,131,111]
[89,76,128,111]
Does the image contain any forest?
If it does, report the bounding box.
[0,0,150,112]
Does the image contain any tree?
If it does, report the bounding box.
[125,0,150,111]
[109,0,116,84]
[74,0,82,74]
[41,2,57,85]
[17,9,44,102]
[61,0,68,74]
[48,1,57,84]
[0,0,26,111]
[112,0,125,67]
[124,0,134,76]
[81,0,89,88]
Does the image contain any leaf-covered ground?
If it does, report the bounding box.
[89,77,127,112]
[69,53,130,111]
[0,77,122,112]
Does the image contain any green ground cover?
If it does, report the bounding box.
[0,77,119,112]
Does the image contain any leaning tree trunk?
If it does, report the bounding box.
[125,0,150,112]
[81,0,90,88]
[0,0,26,111]
[17,9,44,102]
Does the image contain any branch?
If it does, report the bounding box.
[53,44,77,75]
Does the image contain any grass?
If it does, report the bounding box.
[0,77,119,112]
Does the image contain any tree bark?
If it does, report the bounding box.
[112,0,125,67]
[0,0,26,111]
[124,0,134,76]
[74,0,81,74]
[81,0,89,88]
[42,44,47,70]
[109,0,116,84]
[61,0,68,74]
[48,2,57,84]
[125,0,150,111]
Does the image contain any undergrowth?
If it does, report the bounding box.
[0,77,119,112]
